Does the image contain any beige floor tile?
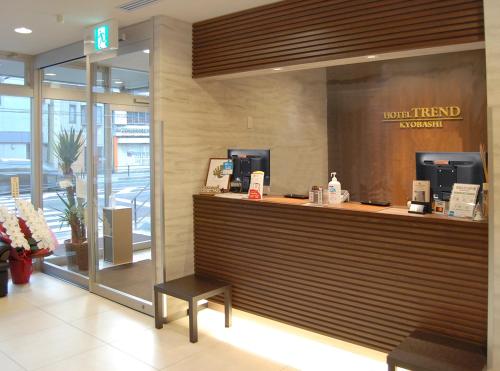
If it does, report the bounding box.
[40,293,122,322]
[0,307,65,342]
[162,343,286,371]
[110,325,221,369]
[0,323,104,371]
[35,344,156,371]
[277,342,387,371]
[72,306,154,343]
[192,308,387,371]
[1,273,391,371]
[13,278,87,307]
[0,293,36,316]
[0,352,25,371]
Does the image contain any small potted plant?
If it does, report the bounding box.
[57,192,87,271]
[53,128,88,271]
[0,200,56,285]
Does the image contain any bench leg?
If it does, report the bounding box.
[154,289,163,329]
[224,288,232,328]
[189,298,198,343]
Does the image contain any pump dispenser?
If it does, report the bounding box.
[328,172,342,204]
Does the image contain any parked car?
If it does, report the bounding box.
[0,159,60,195]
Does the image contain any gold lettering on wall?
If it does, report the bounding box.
[383,106,462,129]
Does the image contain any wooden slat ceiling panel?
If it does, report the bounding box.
[192,0,484,78]
[193,196,488,352]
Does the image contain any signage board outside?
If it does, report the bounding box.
[10,176,19,199]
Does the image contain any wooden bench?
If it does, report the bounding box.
[154,274,232,343]
[387,330,486,371]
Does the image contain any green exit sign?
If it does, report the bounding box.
[94,24,110,51]
[84,19,118,56]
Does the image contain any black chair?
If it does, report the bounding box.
[154,274,232,343]
[0,242,10,297]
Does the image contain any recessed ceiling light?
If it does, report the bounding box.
[14,27,32,34]
[45,72,56,77]
[367,55,377,59]
[114,80,123,84]
[143,49,150,54]
[272,67,283,71]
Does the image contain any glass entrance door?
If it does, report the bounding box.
[40,59,90,286]
[89,50,153,312]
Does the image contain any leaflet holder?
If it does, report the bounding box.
[409,201,432,214]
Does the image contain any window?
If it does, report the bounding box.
[69,104,76,124]
[92,51,149,97]
[125,111,149,125]
[80,105,87,125]
[0,96,32,207]
[41,60,89,277]
[95,105,103,125]
[42,99,87,264]
[0,59,26,86]
[43,60,86,89]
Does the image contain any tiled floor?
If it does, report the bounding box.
[0,273,391,371]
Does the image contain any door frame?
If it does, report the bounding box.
[86,55,156,315]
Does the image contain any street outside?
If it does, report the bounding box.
[0,170,151,244]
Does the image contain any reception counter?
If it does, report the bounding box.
[193,194,488,352]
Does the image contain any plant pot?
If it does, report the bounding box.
[64,240,88,272]
[9,258,33,284]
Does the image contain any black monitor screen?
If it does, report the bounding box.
[416,152,484,201]
[228,149,270,187]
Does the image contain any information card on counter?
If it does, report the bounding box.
[448,183,480,218]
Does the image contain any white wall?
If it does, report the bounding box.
[153,15,328,317]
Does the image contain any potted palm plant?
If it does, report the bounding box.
[53,128,88,271]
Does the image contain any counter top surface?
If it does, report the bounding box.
[200,194,484,224]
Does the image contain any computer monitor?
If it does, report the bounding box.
[416,152,484,201]
[228,149,270,192]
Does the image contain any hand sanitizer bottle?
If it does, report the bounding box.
[328,172,342,204]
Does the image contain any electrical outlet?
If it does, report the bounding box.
[247,116,254,129]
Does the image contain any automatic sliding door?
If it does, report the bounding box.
[90,50,152,309]
[40,60,90,284]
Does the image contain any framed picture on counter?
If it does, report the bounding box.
[205,158,231,191]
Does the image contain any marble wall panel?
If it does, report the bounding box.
[153,16,328,318]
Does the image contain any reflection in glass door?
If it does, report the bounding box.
[0,96,32,209]
[90,50,153,308]
[42,98,89,276]
[40,59,90,283]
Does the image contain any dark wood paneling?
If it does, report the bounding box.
[192,0,484,78]
[327,50,487,205]
[193,195,488,352]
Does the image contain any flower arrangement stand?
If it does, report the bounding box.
[9,250,52,284]
[0,200,57,289]
[9,258,33,284]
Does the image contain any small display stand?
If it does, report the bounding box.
[103,207,133,264]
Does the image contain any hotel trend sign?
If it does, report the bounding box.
[383,106,463,129]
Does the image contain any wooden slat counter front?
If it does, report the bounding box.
[193,195,488,352]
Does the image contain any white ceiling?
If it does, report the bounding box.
[0,0,278,55]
